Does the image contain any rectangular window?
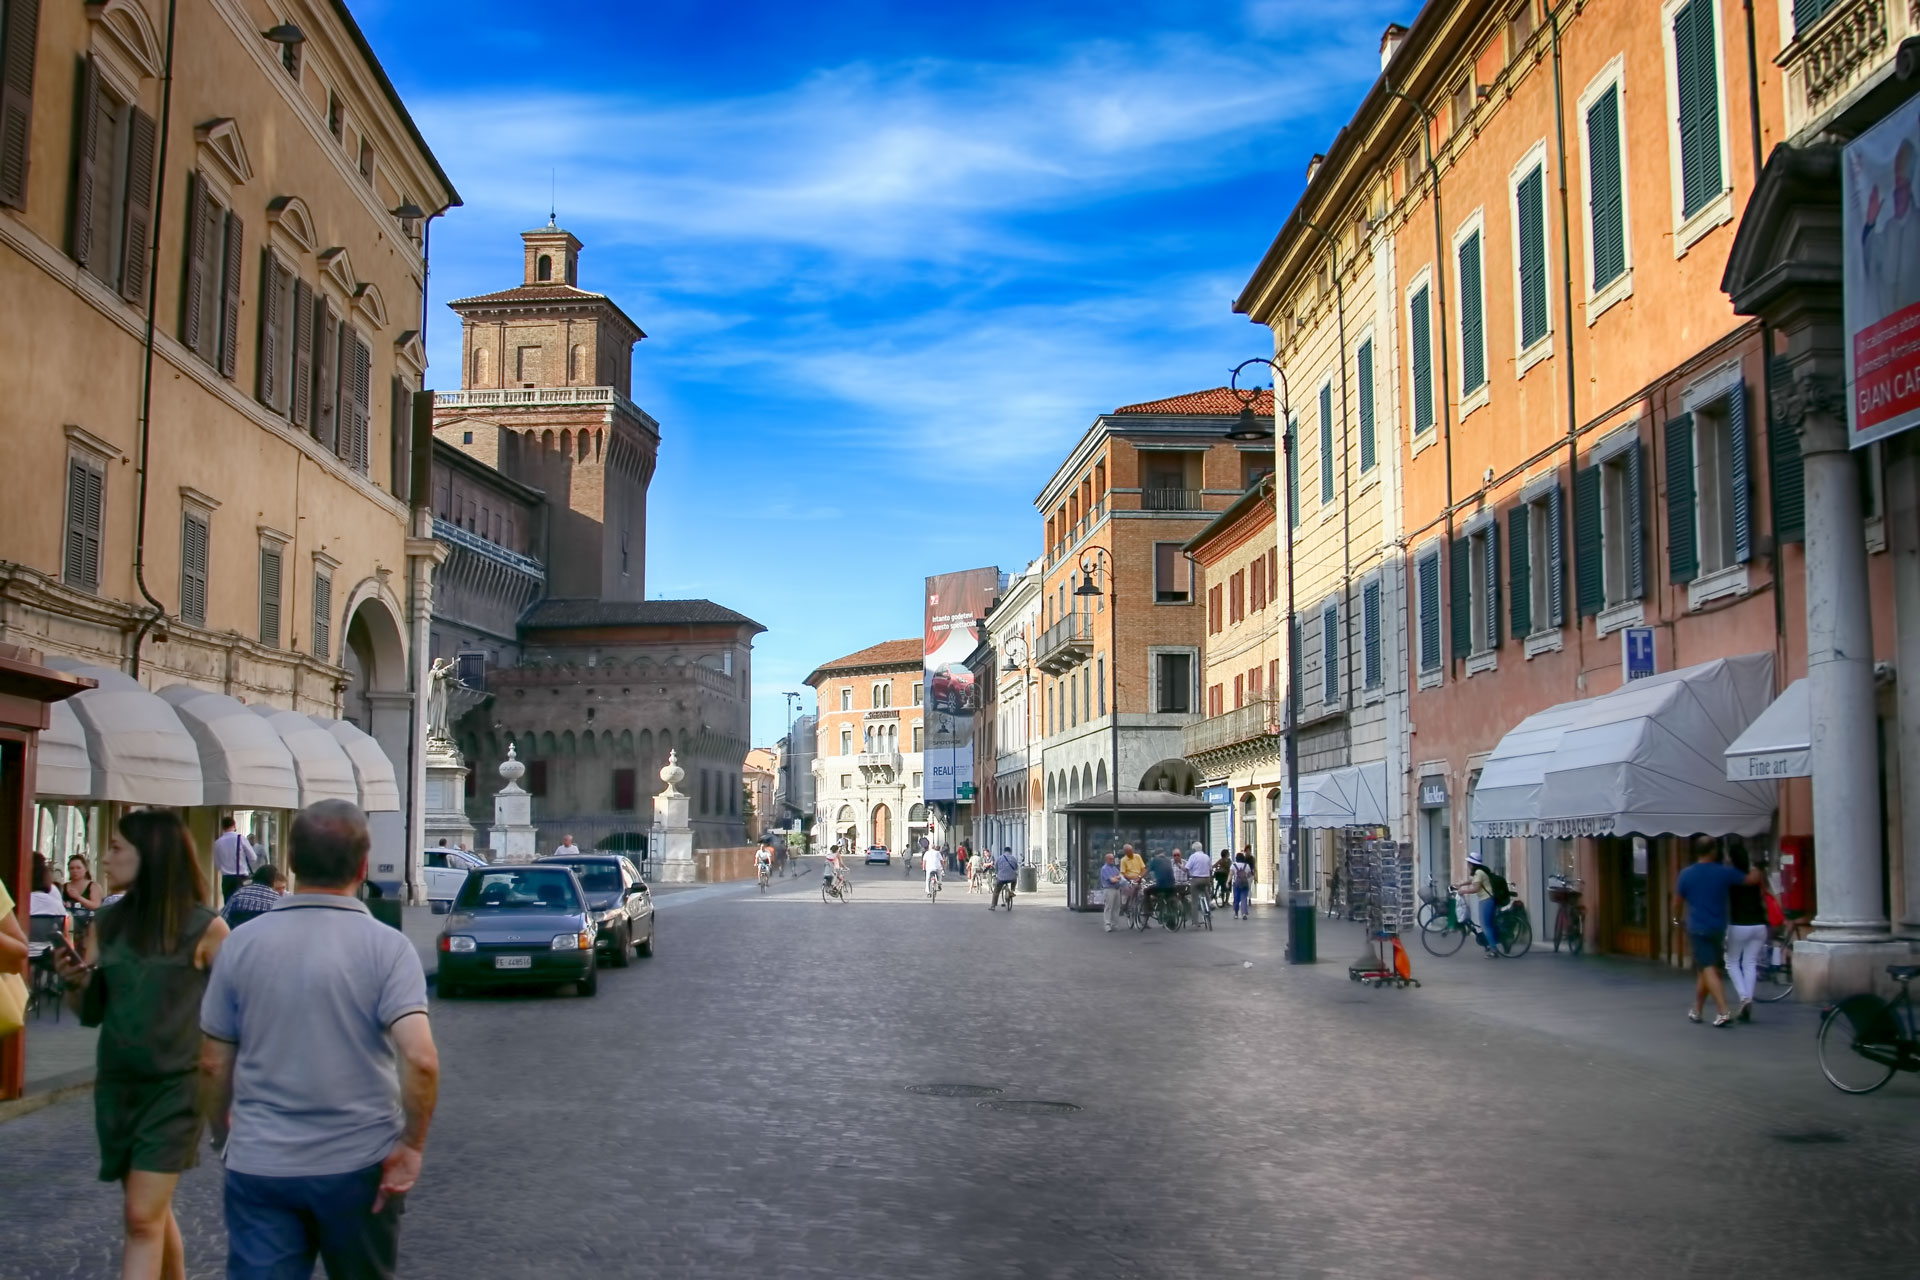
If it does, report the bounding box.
[1362,579,1382,689]
[1096,656,1106,716]
[1356,339,1377,473]
[1508,0,1536,53]
[840,728,852,755]
[912,724,923,752]
[1152,651,1190,714]
[1207,684,1223,717]
[1452,78,1475,133]
[327,91,343,140]
[841,687,852,711]
[1318,383,1335,504]
[0,0,39,212]
[1241,450,1274,490]
[1417,548,1442,673]
[1208,584,1223,634]
[1667,381,1752,582]
[1250,557,1266,613]
[1453,525,1501,657]
[1514,163,1549,350]
[1153,542,1190,602]
[912,681,923,705]
[1792,0,1842,32]
[1671,0,1724,220]
[257,254,295,413]
[312,571,332,661]
[258,543,283,648]
[1585,83,1628,292]
[1457,226,1486,395]
[613,768,636,811]
[1509,483,1567,637]
[182,172,242,378]
[1575,439,1646,614]
[1321,603,1340,702]
[1409,283,1434,436]
[71,60,154,300]
[64,457,105,593]
[179,510,208,627]
[1248,665,1263,700]
[357,135,375,186]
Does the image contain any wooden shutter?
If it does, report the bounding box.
[257,253,281,407]
[345,330,371,473]
[312,572,331,660]
[1356,339,1376,473]
[1587,86,1625,289]
[1625,438,1646,599]
[312,301,337,451]
[1665,413,1697,582]
[290,279,313,428]
[1508,504,1531,638]
[1517,166,1548,347]
[219,212,243,378]
[1484,522,1501,649]
[1546,481,1566,626]
[1793,0,1842,33]
[180,512,208,626]
[258,545,282,647]
[1321,604,1339,702]
[1410,285,1433,433]
[1450,536,1471,662]
[70,54,100,267]
[181,172,208,352]
[1673,0,1722,219]
[1362,579,1382,688]
[390,375,411,501]
[1768,356,1803,542]
[65,458,102,590]
[1574,464,1604,616]
[1418,551,1440,670]
[1727,380,1752,563]
[1318,383,1334,504]
[0,0,38,210]
[1458,231,1485,392]
[118,107,155,303]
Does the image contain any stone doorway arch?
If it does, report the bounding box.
[871,803,893,850]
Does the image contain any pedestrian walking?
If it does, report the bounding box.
[1722,840,1770,1024]
[220,865,287,929]
[213,816,260,902]
[1099,853,1123,931]
[52,808,229,1280]
[1212,851,1231,908]
[1675,835,1762,1027]
[199,799,439,1280]
[1231,853,1253,919]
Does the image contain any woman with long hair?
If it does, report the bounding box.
[55,809,228,1280]
[1724,841,1769,1024]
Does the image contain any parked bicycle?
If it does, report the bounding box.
[1421,891,1531,958]
[1818,963,1920,1093]
[1753,934,1794,1002]
[1548,874,1585,954]
[1046,858,1066,885]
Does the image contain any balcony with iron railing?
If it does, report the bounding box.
[1777,0,1915,139]
[1140,487,1203,512]
[1180,699,1281,760]
[1034,612,1094,675]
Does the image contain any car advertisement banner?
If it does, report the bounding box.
[923,567,999,804]
[1844,93,1920,449]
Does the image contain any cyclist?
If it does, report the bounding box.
[1117,844,1146,922]
[1453,851,1507,958]
[1143,847,1178,922]
[989,846,1020,910]
[822,844,847,896]
[755,843,772,888]
[921,842,943,898]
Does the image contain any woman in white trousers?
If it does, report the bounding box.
[1723,843,1770,1022]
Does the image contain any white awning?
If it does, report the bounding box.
[157,686,301,809]
[316,717,401,812]
[1470,653,1777,841]
[39,659,203,806]
[35,698,93,799]
[1275,762,1389,830]
[251,707,359,806]
[1724,677,1810,782]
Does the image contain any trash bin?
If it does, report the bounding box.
[1287,889,1317,965]
[1017,865,1038,894]
[366,897,404,932]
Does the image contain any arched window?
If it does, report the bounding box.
[570,344,585,381]
[537,253,552,281]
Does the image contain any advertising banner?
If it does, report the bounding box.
[1845,94,1920,448]
[923,567,1000,803]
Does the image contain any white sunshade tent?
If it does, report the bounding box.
[158,686,301,810]
[35,697,93,799]
[1469,697,1596,838]
[316,717,401,812]
[251,707,359,807]
[1275,762,1389,829]
[42,659,203,806]
[1723,677,1811,783]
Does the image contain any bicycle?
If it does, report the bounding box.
[926,872,942,903]
[1753,933,1794,1002]
[821,869,852,903]
[1817,963,1920,1093]
[1416,879,1446,933]
[757,862,771,894]
[1421,892,1531,958]
[1548,874,1585,954]
[1186,884,1213,931]
[1131,885,1185,931]
[1046,859,1066,885]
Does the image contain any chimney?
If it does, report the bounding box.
[1380,23,1408,70]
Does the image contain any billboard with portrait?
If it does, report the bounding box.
[923,567,1000,803]
[1845,93,1920,448]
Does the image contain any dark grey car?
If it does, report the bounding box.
[437,865,599,998]
[537,854,655,966]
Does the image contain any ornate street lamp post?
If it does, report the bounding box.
[1074,548,1120,884]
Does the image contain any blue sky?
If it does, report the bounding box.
[353,0,1411,741]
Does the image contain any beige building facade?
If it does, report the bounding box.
[806,640,926,854]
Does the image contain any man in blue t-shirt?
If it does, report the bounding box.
[1674,835,1762,1026]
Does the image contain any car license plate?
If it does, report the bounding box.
[494,955,532,970]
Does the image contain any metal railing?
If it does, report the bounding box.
[1141,487,1202,511]
[1180,699,1280,758]
[1035,613,1094,674]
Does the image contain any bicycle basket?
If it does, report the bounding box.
[1547,874,1584,903]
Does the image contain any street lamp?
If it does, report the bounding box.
[1003,636,1033,871]
[782,690,801,830]
[1228,357,1311,964]
[1074,548,1119,898]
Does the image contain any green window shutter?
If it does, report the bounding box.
[1418,552,1441,672]
[312,572,332,662]
[180,512,208,627]
[258,545,282,648]
[1587,86,1626,290]
[1626,438,1647,599]
[1666,412,1698,583]
[1319,383,1335,504]
[1322,604,1339,702]
[1410,285,1434,434]
[1286,418,1300,529]
[1485,522,1501,649]
[1357,340,1376,473]
[1673,0,1723,220]
[1727,380,1752,563]
[1768,356,1803,542]
[1450,536,1471,662]
[1458,230,1485,393]
[1363,579,1382,688]
[71,55,100,268]
[1792,0,1841,37]
[1508,504,1532,638]
[1546,482,1567,626]
[1517,166,1549,348]
[1574,464,1604,616]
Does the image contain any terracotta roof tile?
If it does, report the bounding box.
[804,638,924,685]
[1111,387,1274,417]
[521,599,764,631]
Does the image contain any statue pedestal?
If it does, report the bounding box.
[487,746,539,864]
[423,738,475,852]
[653,788,696,883]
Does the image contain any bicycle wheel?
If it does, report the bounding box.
[1756,946,1793,1002]
[1500,914,1532,958]
[1567,906,1586,956]
[821,883,831,904]
[1422,920,1467,957]
[1818,996,1902,1094]
[1416,901,1440,932]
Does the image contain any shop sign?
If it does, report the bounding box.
[1844,92,1920,448]
[1623,627,1655,681]
[1418,777,1449,809]
[1201,785,1233,807]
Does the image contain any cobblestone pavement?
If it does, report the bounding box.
[5,868,1920,1278]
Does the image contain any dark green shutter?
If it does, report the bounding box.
[1768,355,1803,542]
[1418,552,1441,671]
[1792,0,1841,36]
[1411,285,1434,434]
[1319,383,1335,504]
[1322,604,1339,702]
[1509,504,1532,638]
[1547,481,1566,626]
[1286,417,1300,529]
[1357,339,1376,473]
[1363,579,1382,688]
[1666,413,1698,583]
[1450,536,1471,662]
[1727,380,1752,563]
[1517,166,1549,348]
[1587,86,1626,290]
[1459,231,1485,393]
[0,0,39,212]
[1574,465,1603,616]
[1674,0,1723,220]
[1485,522,1501,649]
[1626,438,1647,599]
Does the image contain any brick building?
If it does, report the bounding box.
[805,640,926,854]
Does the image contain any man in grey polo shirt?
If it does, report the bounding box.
[199,800,439,1279]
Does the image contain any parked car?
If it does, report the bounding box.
[437,865,598,998]
[864,844,892,865]
[537,853,654,965]
[423,849,489,908]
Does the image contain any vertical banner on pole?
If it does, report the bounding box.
[924,568,1000,806]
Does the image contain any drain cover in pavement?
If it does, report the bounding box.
[979,1099,1081,1115]
[1772,1130,1846,1145]
[906,1083,1004,1098]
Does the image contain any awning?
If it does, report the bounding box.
[316,717,401,812]
[1470,653,1777,840]
[41,659,202,806]
[1275,762,1389,829]
[157,686,301,809]
[1724,677,1810,782]
[35,698,93,799]
[251,707,359,806]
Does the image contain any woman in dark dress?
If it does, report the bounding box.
[56,809,228,1280]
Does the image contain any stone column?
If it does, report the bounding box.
[1886,435,1920,936]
